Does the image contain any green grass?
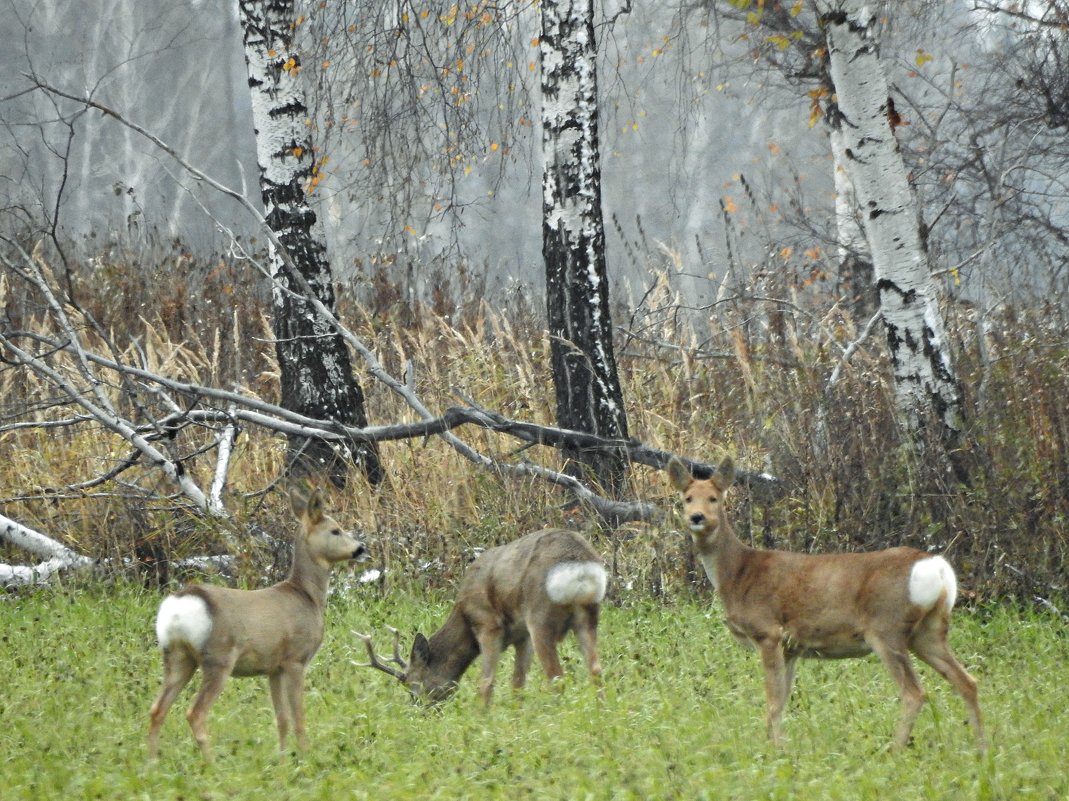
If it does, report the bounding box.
[0,585,1066,801]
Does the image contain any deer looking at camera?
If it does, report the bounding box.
[356,528,606,705]
[147,489,367,761]
[666,455,985,751]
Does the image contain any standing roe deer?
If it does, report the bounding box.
[147,489,367,761]
[666,455,985,750]
[356,527,606,704]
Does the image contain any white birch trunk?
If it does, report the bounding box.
[817,0,964,439]
[238,0,380,484]
[540,0,629,494]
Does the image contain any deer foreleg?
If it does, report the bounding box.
[269,672,292,754]
[285,664,308,752]
[758,637,790,745]
[474,628,505,705]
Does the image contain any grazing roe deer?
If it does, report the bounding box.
[147,490,367,761]
[666,455,985,750]
[356,527,606,705]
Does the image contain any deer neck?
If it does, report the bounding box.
[284,540,333,610]
[692,515,749,593]
[428,606,480,682]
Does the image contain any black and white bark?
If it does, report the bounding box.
[540,0,629,495]
[816,0,964,443]
[237,0,381,486]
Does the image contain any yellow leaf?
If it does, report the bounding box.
[915,49,934,66]
[779,246,793,260]
[293,146,304,158]
[723,196,738,214]
[490,142,499,152]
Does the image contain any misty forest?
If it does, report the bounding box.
[1,0,1069,795]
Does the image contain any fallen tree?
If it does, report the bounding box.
[1,83,782,587]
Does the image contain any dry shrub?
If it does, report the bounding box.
[2,243,1067,603]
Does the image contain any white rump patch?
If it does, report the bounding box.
[545,561,608,605]
[155,593,213,652]
[908,556,957,612]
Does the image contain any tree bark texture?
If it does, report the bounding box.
[238,0,381,485]
[817,0,964,443]
[540,0,629,495]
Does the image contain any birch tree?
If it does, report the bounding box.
[815,0,964,447]
[540,0,629,496]
[237,0,381,485]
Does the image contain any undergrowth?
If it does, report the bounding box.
[1,242,1067,602]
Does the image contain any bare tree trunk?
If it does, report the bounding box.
[817,0,965,454]
[828,112,875,319]
[237,0,381,486]
[539,0,629,496]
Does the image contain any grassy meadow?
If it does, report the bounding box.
[3,248,1069,799]
[0,583,1065,801]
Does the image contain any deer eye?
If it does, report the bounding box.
[331,528,342,536]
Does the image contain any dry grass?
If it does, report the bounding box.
[1,245,1067,602]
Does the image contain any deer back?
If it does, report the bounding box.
[457,527,605,620]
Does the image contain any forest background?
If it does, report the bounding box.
[1,0,1067,608]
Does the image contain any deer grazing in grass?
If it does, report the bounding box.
[356,528,606,705]
[147,489,367,761]
[666,455,985,751]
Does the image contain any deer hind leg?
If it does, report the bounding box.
[574,606,604,702]
[512,637,533,691]
[185,656,236,761]
[530,624,565,688]
[757,637,791,745]
[573,604,603,694]
[148,648,198,760]
[867,634,926,749]
[909,615,985,750]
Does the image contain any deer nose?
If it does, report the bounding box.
[688,513,705,526]
[352,543,369,561]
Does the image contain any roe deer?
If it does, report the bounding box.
[666,455,985,750]
[147,490,367,761]
[356,527,606,705]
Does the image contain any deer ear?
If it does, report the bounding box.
[666,457,692,491]
[289,482,313,518]
[411,633,431,666]
[304,490,324,524]
[714,456,736,490]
